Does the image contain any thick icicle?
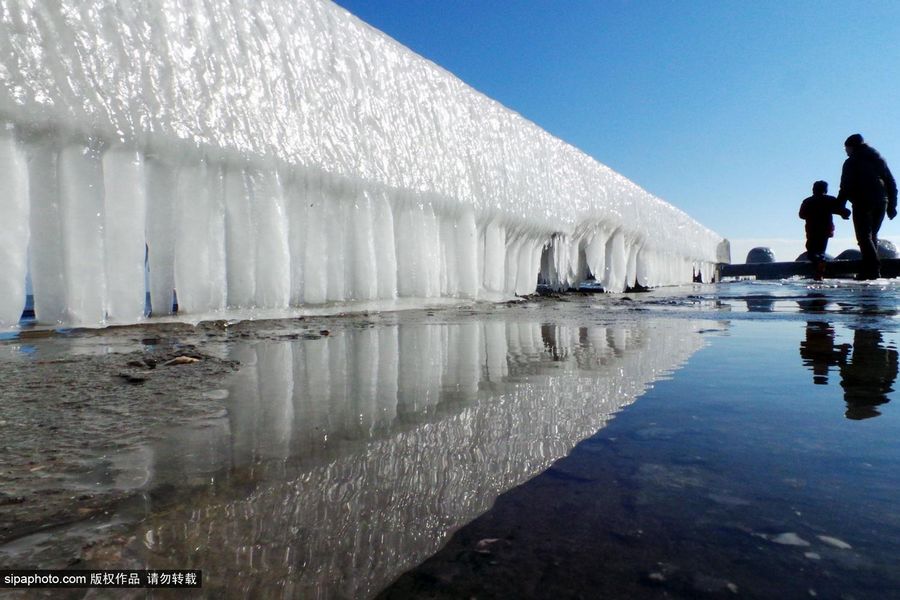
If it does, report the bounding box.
[58,144,106,325]
[224,167,255,308]
[145,157,177,316]
[174,160,226,315]
[0,128,29,326]
[27,140,66,323]
[251,170,291,309]
[102,147,147,323]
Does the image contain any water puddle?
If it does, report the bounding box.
[381,317,900,599]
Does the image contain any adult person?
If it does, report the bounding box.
[836,133,898,280]
[798,180,850,280]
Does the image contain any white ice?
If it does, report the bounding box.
[0,0,728,328]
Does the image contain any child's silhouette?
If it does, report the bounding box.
[799,180,850,280]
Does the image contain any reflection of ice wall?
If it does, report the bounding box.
[136,319,708,598]
[0,1,725,328]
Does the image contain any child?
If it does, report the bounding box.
[799,180,850,280]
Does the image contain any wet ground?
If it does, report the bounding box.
[1,280,899,598]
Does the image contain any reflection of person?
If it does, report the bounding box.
[839,329,898,420]
[745,296,775,312]
[799,321,849,384]
[836,134,898,280]
[796,292,830,313]
[798,181,850,280]
[798,323,898,419]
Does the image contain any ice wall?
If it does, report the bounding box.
[0,0,727,328]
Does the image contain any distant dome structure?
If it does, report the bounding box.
[746,247,776,264]
[796,251,833,262]
[835,249,862,261]
[877,239,898,259]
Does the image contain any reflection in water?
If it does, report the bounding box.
[799,323,898,419]
[799,322,849,385]
[841,329,899,420]
[745,295,775,312]
[796,292,830,313]
[133,319,708,598]
[744,292,833,314]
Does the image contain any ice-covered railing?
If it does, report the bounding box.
[0,0,728,328]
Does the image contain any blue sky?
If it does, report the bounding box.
[332,0,900,262]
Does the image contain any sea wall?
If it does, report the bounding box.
[0,0,726,327]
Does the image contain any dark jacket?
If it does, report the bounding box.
[799,193,844,237]
[836,144,898,213]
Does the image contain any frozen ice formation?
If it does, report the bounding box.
[0,0,728,328]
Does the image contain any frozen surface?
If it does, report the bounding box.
[0,0,727,328]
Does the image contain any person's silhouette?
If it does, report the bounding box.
[839,328,898,419]
[799,321,849,385]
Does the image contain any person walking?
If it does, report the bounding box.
[836,133,898,280]
[799,180,850,280]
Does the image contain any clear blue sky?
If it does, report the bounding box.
[332,0,900,260]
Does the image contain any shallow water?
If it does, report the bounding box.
[1,280,899,598]
[384,315,900,599]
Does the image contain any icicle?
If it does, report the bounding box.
[482,221,506,293]
[603,229,626,293]
[515,238,539,296]
[284,174,308,306]
[27,139,66,324]
[102,146,147,323]
[224,166,255,308]
[251,170,291,309]
[455,207,478,298]
[146,157,177,316]
[348,187,378,301]
[584,228,609,283]
[439,214,459,297]
[303,172,328,305]
[422,202,441,297]
[504,235,522,294]
[624,239,640,290]
[0,127,29,327]
[635,247,651,288]
[58,143,106,326]
[372,189,397,300]
[394,198,427,298]
[174,159,226,315]
[323,177,346,302]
